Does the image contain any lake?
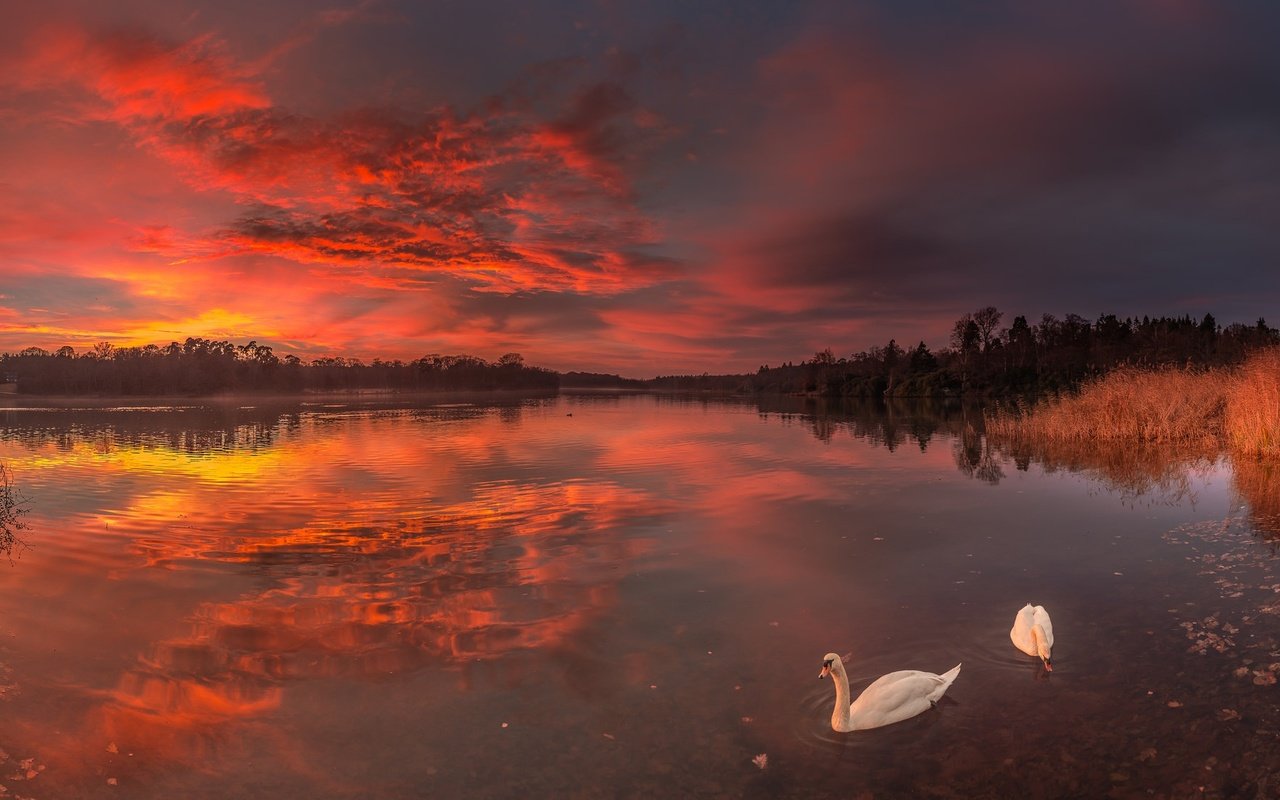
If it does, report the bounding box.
[0,394,1276,798]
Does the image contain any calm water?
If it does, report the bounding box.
[0,394,1277,798]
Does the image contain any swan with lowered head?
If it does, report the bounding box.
[819,653,961,732]
[1010,603,1054,671]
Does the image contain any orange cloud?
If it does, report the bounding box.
[21,27,269,123]
[10,26,670,303]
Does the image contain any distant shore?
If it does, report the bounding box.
[0,387,560,406]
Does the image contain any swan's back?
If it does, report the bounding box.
[847,665,961,730]
[1032,605,1054,648]
[1010,603,1038,655]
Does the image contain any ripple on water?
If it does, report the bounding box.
[795,681,852,753]
[792,631,1058,757]
[793,664,953,754]
[958,627,1058,677]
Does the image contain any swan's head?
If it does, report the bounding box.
[818,652,843,679]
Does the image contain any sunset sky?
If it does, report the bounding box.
[2,0,1278,375]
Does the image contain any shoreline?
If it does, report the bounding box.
[0,387,560,408]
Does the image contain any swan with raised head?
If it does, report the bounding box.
[818,653,961,732]
[1010,603,1054,671]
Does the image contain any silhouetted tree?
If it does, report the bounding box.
[971,306,1003,354]
[0,341,558,396]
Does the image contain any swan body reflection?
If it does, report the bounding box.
[819,653,961,732]
[1010,603,1054,671]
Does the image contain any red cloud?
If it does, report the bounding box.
[23,28,269,123]
[14,26,671,298]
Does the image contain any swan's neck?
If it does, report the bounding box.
[830,666,852,732]
[1031,625,1046,654]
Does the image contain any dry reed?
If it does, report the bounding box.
[986,366,1226,446]
[987,347,1280,458]
[1225,348,1280,457]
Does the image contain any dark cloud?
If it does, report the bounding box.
[744,212,962,292]
[702,0,1280,357]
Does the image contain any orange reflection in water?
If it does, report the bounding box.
[92,481,656,775]
[0,406,668,790]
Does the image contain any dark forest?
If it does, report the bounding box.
[3,309,1277,397]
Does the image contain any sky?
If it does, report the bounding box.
[1,0,1278,376]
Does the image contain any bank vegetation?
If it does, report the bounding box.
[986,347,1280,458]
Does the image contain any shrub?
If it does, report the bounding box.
[0,464,28,560]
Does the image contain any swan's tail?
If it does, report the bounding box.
[938,663,962,691]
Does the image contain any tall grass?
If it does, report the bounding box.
[1225,348,1280,457]
[986,367,1226,446]
[986,347,1280,456]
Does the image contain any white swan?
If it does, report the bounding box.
[1010,603,1054,671]
[818,653,961,732]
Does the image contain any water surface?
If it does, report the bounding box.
[0,395,1276,798]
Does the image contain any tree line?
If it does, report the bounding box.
[748,308,1280,398]
[4,309,1276,398]
[1,339,558,395]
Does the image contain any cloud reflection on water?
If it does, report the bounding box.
[3,395,1280,796]
[0,399,670,787]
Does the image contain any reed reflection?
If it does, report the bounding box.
[763,390,1280,540]
[979,413,1280,538]
[1230,457,1280,541]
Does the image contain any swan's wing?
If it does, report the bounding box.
[848,671,949,729]
[1010,605,1036,654]
[1033,606,1054,648]
[857,670,921,694]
